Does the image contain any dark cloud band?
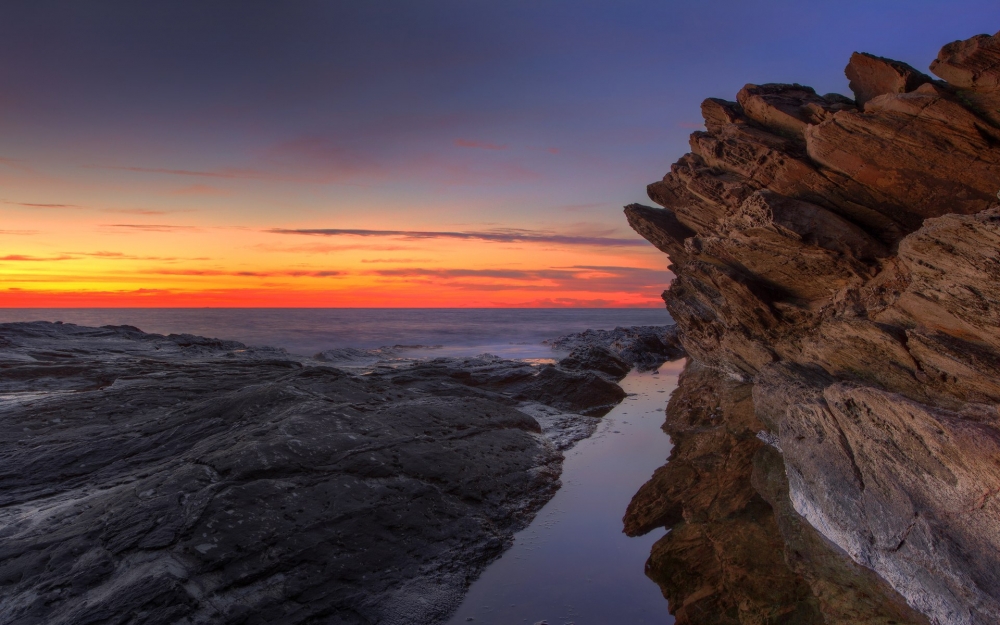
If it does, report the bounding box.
[267,228,647,247]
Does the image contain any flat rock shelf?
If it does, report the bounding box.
[445,361,683,625]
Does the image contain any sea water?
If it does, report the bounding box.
[445,361,681,625]
[0,308,671,359]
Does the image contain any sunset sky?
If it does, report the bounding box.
[2,1,996,307]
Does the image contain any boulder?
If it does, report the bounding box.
[845,52,934,108]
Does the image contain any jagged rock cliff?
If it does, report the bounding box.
[626,30,1000,625]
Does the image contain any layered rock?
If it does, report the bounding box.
[0,322,628,625]
[624,363,929,625]
[626,30,1000,625]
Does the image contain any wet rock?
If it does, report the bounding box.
[545,325,685,371]
[557,345,631,381]
[0,321,630,625]
[628,30,1000,624]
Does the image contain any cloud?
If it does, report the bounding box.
[94,142,381,187]
[0,254,74,261]
[104,223,199,232]
[96,165,262,180]
[0,157,32,172]
[557,202,609,213]
[252,242,415,254]
[141,268,343,278]
[72,251,203,261]
[102,208,181,215]
[368,267,569,280]
[0,230,39,235]
[361,264,672,294]
[546,147,559,154]
[455,139,508,150]
[169,184,230,196]
[360,258,429,263]
[91,163,380,187]
[4,200,81,209]
[266,227,648,247]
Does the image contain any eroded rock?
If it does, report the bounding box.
[627,30,1000,625]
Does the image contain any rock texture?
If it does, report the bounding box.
[626,30,1000,625]
[0,322,627,625]
[624,363,928,625]
[544,325,684,371]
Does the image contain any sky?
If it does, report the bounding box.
[1,1,998,307]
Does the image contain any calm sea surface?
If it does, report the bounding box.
[0,308,672,359]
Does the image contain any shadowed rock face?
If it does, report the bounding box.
[627,30,1000,625]
[0,322,628,625]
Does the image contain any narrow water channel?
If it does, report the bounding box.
[446,360,684,625]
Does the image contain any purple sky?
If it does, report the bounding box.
[1,1,998,306]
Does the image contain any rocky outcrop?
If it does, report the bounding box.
[545,324,685,371]
[0,322,627,625]
[626,30,1000,625]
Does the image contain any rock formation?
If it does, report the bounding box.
[626,30,1000,625]
[0,322,632,625]
[544,325,685,371]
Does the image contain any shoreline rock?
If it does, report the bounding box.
[627,29,1000,624]
[0,321,652,625]
[545,324,685,372]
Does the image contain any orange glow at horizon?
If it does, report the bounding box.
[0,207,671,308]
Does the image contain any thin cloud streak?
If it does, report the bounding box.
[267,227,648,247]
[362,265,671,294]
[72,251,207,261]
[4,201,82,209]
[0,254,75,261]
[96,166,257,179]
[104,224,199,232]
[142,268,344,278]
[102,208,185,216]
[455,139,507,150]
[90,165,379,187]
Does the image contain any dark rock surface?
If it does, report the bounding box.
[0,321,628,625]
[626,30,1000,625]
[545,324,684,371]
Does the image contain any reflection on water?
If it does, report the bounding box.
[625,361,930,625]
[446,361,685,625]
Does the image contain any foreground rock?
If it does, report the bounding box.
[627,30,1000,624]
[0,322,626,625]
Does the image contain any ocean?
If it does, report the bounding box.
[0,308,673,360]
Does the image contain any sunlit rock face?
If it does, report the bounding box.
[627,30,1000,625]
